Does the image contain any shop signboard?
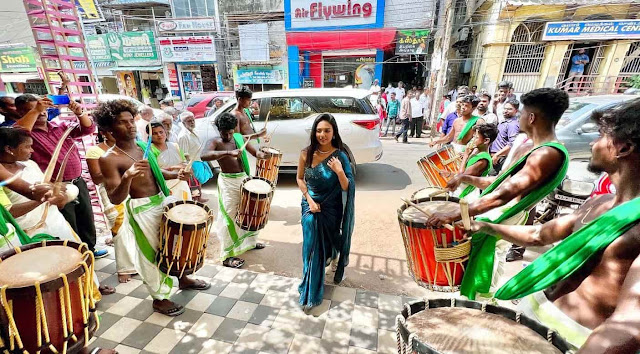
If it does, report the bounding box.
[542,19,640,41]
[157,18,217,33]
[0,46,37,72]
[86,34,112,62]
[75,0,104,22]
[158,36,216,62]
[235,66,285,84]
[285,0,385,31]
[395,29,430,55]
[117,71,138,98]
[106,31,157,61]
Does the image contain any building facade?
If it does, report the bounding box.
[466,0,640,94]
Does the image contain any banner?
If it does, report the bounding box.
[75,0,104,22]
[0,46,37,72]
[86,34,112,61]
[287,0,384,31]
[235,66,285,84]
[158,36,216,62]
[395,29,430,55]
[543,20,640,41]
[117,71,138,98]
[157,18,216,33]
[106,31,157,61]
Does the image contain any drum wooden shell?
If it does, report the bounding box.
[0,240,98,354]
[159,200,213,277]
[256,147,283,185]
[398,196,469,292]
[417,146,461,188]
[396,298,573,354]
[236,177,274,231]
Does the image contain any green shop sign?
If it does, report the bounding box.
[105,31,157,62]
[85,34,112,61]
[0,46,37,72]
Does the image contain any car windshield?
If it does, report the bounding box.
[187,96,206,107]
[305,97,368,114]
[557,101,598,128]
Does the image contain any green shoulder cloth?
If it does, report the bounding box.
[456,115,481,141]
[0,204,55,246]
[233,133,251,175]
[460,141,569,299]
[459,151,493,199]
[496,196,640,300]
[136,141,170,197]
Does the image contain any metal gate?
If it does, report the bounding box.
[502,21,547,93]
[621,41,640,74]
[556,43,574,86]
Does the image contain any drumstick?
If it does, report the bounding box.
[263,111,270,131]
[239,136,251,151]
[459,198,471,231]
[42,125,75,182]
[53,146,76,194]
[0,171,24,187]
[401,198,454,231]
[428,189,448,197]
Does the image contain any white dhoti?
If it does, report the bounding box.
[166,179,192,201]
[518,291,591,350]
[452,142,466,154]
[115,193,175,300]
[452,185,481,202]
[216,172,259,260]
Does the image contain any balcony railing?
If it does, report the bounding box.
[555,74,637,96]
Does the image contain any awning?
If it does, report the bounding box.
[286,28,397,51]
[0,73,41,83]
[110,66,163,72]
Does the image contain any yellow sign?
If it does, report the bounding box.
[75,0,103,21]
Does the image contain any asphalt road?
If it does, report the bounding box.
[201,135,545,298]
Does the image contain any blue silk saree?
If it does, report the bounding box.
[299,150,355,308]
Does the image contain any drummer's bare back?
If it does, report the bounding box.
[100,146,160,200]
[546,193,640,330]
[232,108,254,136]
[206,137,245,174]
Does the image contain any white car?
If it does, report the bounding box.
[194,88,384,173]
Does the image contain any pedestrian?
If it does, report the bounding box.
[370,78,381,94]
[442,96,464,135]
[430,95,483,153]
[410,93,423,138]
[384,92,399,136]
[14,94,108,259]
[443,86,469,118]
[419,88,431,130]
[160,98,174,110]
[471,85,478,96]
[395,92,412,143]
[489,99,520,174]
[148,120,192,201]
[396,81,406,102]
[568,48,590,91]
[437,93,451,133]
[178,111,213,202]
[135,105,154,142]
[0,97,20,127]
[475,93,499,124]
[296,114,355,312]
[492,81,515,118]
[205,97,223,117]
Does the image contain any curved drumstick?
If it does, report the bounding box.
[0,171,24,187]
[42,125,75,182]
[428,188,448,197]
[401,198,454,231]
[53,146,77,194]
[459,198,471,231]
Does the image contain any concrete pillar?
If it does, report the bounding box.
[374,49,384,83]
[288,45,300,89]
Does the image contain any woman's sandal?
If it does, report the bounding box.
[223,257,245,268]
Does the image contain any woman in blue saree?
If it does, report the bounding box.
[297,114,356,310]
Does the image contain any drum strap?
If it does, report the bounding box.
[461,142,569,300]
[496,196,640,300]
[456,115,481,142]
[459,152,492,199]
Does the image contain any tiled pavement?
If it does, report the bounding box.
[89,253,418,354]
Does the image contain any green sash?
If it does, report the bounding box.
[0,204,55,247]
[456,115,481,141]
[243,108,260,144]
[460,141,569,299]
[495,196,640,300]
[459,151,492,199]
[136,141,170,197]
[232,133,251,175]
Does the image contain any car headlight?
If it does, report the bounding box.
[561,179,594,197]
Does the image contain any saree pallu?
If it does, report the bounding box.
[299,150,355,308]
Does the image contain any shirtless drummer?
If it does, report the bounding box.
[94,99,209,316]
[470,98,640,351]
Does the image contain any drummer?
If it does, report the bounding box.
[469,98,640,351]
[442,123,498,201]
[95,99,209,317]
[429,95,484,153]
[426,88,571,299]
[201,112,267,269]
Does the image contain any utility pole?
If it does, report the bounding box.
[428,0,455,139]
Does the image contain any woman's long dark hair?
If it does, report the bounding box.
[305,113,344,167]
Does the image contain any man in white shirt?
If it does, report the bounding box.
[178,111,213,201]
[442,86,469,119]
[410,93,424,138]
[419,88,432,129]
[395,81,406,102]
[135,105,154,141]
[369,79,381,95]
[474,92,499,125]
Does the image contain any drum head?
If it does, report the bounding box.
[166,203,210,224]
[0,246,83,288]
[407,307,562,354]
[402,200,459,223]
[244,179,272,194]
[412,188,446,200]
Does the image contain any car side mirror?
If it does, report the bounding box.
[580,122,598,134]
